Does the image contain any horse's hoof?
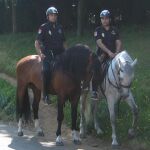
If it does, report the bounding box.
[80,133,86,139]
[37,131,44,137]
[18,131,23,136]
[56,141,64,146]
[128,128,135,139]
[111,145,120,150]
[73,139,82,145]
[97,129,104,135]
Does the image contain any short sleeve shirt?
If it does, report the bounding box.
[94,26,120,54]
[36,22,66,56]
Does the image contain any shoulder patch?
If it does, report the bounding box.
[38,29,42,34]
[41,23,46,27]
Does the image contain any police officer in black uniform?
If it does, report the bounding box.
[92,10,122,100]
[35,7,66,104]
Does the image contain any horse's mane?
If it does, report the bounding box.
[55,44,91,81]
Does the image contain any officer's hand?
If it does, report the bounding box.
[108,51,116,58]
[40,53,45,60]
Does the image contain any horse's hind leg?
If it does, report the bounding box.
[92,99,103,135]
[16,85,26,136]
[80,89,88,138]
[125,91,138,138]
[56,97,64,146]
[71,93,81,145]
[32,86,44,136]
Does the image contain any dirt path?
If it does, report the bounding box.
[0,72,145,150]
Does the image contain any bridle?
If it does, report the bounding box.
[107,61,132,90]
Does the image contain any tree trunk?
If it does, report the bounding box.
[77,0,86,36]
[12,0,17,33]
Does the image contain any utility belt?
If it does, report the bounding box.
[43,48,64,58]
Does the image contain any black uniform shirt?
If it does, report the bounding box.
[94,26,120,55]
[36,22,66,56]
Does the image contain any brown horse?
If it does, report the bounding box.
[16,44,99,146]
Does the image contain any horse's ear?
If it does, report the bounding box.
[131,58,137,67]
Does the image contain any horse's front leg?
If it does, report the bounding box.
[80,89,89,138]
[18,118,23,136]
[56,98,64,146]
[125,91,138,138]
[107,96,119,148]
[71,97,81,145]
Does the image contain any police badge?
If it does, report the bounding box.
[111,30,116,35]
[102,33,105,37]
[49,30,52,35]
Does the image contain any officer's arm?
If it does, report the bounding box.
[96,39,113,56]
[35,40,43,56]
[116,39,122,53]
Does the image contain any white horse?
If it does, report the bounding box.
[80,51,138,148]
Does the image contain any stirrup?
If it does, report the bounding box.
[43,95,51,105]
[91,91,98,101]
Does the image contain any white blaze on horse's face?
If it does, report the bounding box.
[118,58,137,98]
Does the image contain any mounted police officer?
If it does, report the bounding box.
[92,9,122,100]
[35,7,66,104]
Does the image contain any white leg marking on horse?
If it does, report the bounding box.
[80,90,88,138]
[35,119,42,132]
[18,118,23,133]
[56,135,64,146]
[72,130,81,144]
[107,96,119,146]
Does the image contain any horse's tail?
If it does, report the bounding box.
[16,85,31,122]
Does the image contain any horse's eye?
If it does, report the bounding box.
[120,69,124,73]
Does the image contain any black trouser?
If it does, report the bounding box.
[92,51,109,92]
[92,58,102,92]
[42,56,52,97]
[42,48,65,97]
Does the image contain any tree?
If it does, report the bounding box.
[12,0,17,33]
[77,0,86,36]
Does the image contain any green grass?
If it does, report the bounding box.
[0,25,149,146]
[0,79,16,121]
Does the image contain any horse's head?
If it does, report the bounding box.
[116,51,137,98]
